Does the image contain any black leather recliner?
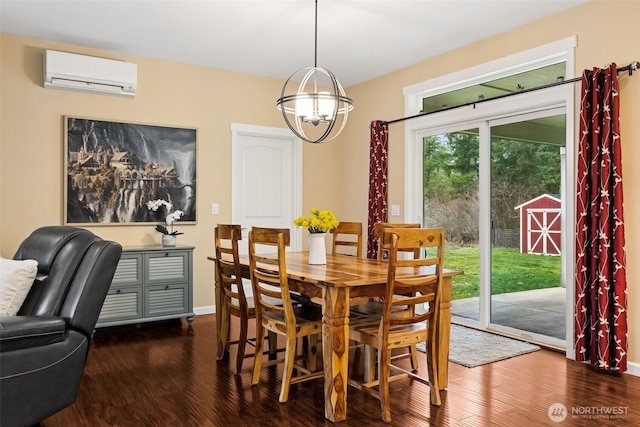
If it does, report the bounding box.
[0,226,122,427]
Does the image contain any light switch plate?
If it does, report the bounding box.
[211,203,219,215]
[391,205,400,216]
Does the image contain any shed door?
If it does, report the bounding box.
[527,208,561,255]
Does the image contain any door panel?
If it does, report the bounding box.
[527,209,561,255]
[489,113,565,345]
[231,124,301,255]
[421,128,480,322]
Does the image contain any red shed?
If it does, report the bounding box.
[514,194,561,255]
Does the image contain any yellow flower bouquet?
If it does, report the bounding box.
[293,208,339,234]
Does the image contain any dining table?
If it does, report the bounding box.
[208,251,462,423]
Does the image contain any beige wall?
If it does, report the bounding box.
[1,0,638,365]
[0,34,344,312]
[339,0,639,364]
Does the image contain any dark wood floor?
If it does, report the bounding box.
[43,314,639,426]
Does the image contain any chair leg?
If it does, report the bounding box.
[268,331,278,360]
[217,302,229,360]
[306,334,318,372]
[379,348,392,423]
[252,323,265,385]
[351,343,364,378]
[409,344,419,372]
[427,339,441,406]
[279,334,298,403]
[235,314,249,374]
[301,335,309,357]
[364,345,376,383]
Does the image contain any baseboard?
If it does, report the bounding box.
[569,356,639,377]
[194,305,216,316]
[626,361,640,377]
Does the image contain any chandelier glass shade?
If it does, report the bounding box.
[276,0,354,144]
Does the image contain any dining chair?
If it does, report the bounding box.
[214,224,277,374]
[248,226,324,403]
[348,227,445,423]
[374,222,421,260]
[330,221,363,258]
[330,221,368,307]
[352,222,423,372]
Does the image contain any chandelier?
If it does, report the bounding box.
[276,0,354,144]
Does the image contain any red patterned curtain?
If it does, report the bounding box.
[366,121,388,258]
[575,64,627,372]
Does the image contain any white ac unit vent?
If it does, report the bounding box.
[44,50,137,98]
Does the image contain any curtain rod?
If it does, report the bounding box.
[383,61,639,126]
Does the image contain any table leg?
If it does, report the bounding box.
[436,277,452,390]
[322,287,349,422]
[215,273,230,360]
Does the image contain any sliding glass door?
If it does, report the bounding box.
[489,112,566,347]
[422,128,480,321]
[418,108,568,349]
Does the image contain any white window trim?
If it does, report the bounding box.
[403,36,577,96]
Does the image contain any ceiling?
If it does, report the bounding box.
[0,0,591,88]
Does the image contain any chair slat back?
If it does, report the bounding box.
[248,227,294,322]
[374,222,421,260]
[330,221,363,258]
[383,227,445,329]
[214,224,246,311]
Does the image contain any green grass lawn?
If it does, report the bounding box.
[444,245,562,300]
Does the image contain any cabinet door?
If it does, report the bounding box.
[111,253,143,286]
[97,286,143,324]
[144,284,188,317]
[145,251,188,284]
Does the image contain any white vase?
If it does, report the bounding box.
[162,234,177,247]
[308,232,327,265]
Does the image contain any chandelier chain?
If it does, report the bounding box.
[314,0,318,68]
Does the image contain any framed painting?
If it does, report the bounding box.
[64,116,197,225]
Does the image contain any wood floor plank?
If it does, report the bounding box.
[41,315,640,426]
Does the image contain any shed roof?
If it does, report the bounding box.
[514,193,561,210]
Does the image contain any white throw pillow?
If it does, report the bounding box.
[0,257,38,316]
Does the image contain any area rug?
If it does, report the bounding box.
[417,324,541,368]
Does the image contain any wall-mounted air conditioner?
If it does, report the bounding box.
[44,50,137,98]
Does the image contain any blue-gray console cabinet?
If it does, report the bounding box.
[96,246,195,327]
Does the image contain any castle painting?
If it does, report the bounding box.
[64,117,196,225]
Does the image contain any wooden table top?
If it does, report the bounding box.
[214,251,462,289]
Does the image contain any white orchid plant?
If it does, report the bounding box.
[146,199,185,235]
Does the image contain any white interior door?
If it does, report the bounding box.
[231,123,302,255]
